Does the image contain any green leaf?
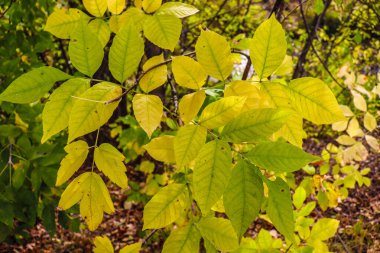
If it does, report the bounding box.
[221,108,291,143]
[195,30,233,80]
[88,18,111,48]
[144,135,176,163]
[69,19,104,77]
[58,172,114,231]
[197,217,239,252]
[199,96,246,129]
[0,67,71,103]
[120,242,142,253]
[94,143,128,189]
[309,218,339,242]
[107,0,125,14]
[139,54,168,93]
[83,0,107,17]
[247,141,319,173]
[287,77,345,124]
[42,78,90,143]
[174,124,207,169]
[94,236,114,253]
[250,15,287,79]
[143,184,188,229]
[44,8,82,39]
[193,140,232,214]
[162,223,201,253]
[156,2,199,18]
[224,161,264,239]
[143,14,182,51]
[132,94,163,138]
[68,82,122,142]
[265,178,295,242]
[56,140,89,186]
[109,21,144,83]
[178,90,206,124]
[172,56,207,89]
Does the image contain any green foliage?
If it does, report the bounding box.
[1,0,376,252]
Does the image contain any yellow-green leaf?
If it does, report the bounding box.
[58,172,114,231]
[109,21,144,83]
[42,78,90,143]
[120,242,142,253]
[224,161,264,239]
[132,94,163,138]
[287,77,345,124]
[143,184,188,229]
[142,0,162,13]
[265,178,295,243]
[156,2,199,18]
[178,90,206,124]
[94,236,114,253]
[250,15,287,79]
[68,82,121,142]
[221,108,291,143]
[195,30,233,81]
[193,140,232,214]
[109,7,146,33]
[247,140,319,173]
[94,143,128,189]
[174,124,207,169]
[107,0,125,14]
[162,223,201,253]
[44,8,82,39]
[88,18,111,48]
[352,90,367,112]
[143,14,182,51]
[144,135,176,163]
[172,56,207,89]
[0,67,71,104]
[56,140,89,186]
[69,19,104,77]
[309,218,339,242]
[273,113,306,148]
[364,112,377,132]
[197,217,239,252]
[199,96,246,129]
[273,55,293,76]
[83,0,107,17]
[224,80,261,111]
[139,54,167,92]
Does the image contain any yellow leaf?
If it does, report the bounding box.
[195,30,233,81]
[144,135,176,163]
[83,0,107,17]
[94,236,114,253]
[56,140,89,186]
[139,54,167,92]
[178,90,206,124]
[142,14,182,51]
[109,7,146,33]
[132,94,163,137]
[250,15,287,79]
[365,135,379,152]
[134,0,142,9]
[287,78,345,124]
[107,0,125,14]
[44,8,83,39]
[94,143,128,189]
[120,242,142,253]
[273,113,306,148]
[142,0,162,13]
[346,118,364,137]
[68,82,121,142]
[363,112,377,132]
[336,135,357,146]
[172,56,207,89]
[352,90,367,112]
[58,172,115,231]
[156,2,199,18]
[42,78,90,143]
[273,55,293,76]
[88,18,111,48]
[224,80,261,111]
[199,96,246,129]
[174,124,207,169]
[332,119,348,132]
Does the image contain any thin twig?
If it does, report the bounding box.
[142,229,158,245]
[281,0,310,24]
[336,233,351,253]
[0,0,14,19]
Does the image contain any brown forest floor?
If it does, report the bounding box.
[0,137,379,253]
